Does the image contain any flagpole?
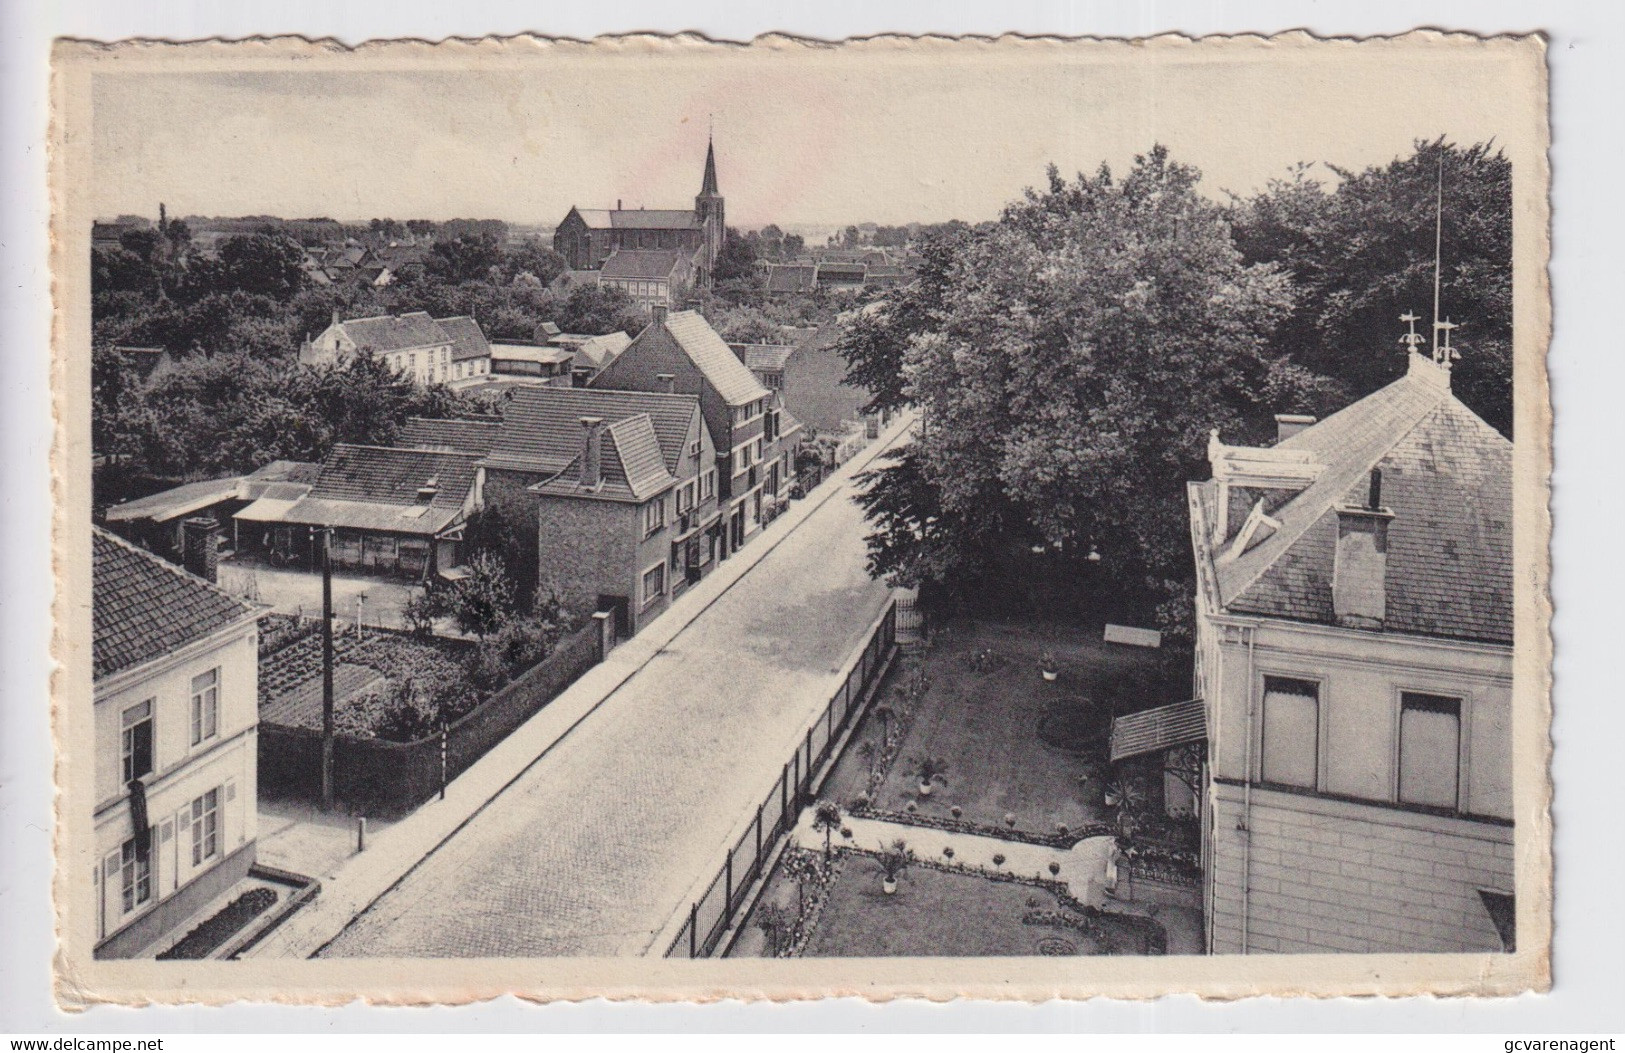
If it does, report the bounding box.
[1431,158,1444,361]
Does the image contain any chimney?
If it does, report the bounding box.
[417,475,440,503]
[650,304,669,325]
[1332,469,1393,630]
[656,372,676,394]
[331,308,341,329]
[181,516,219,584]
[1274,414,1316,443]
[617,199,622,211]
[579,417,605,488]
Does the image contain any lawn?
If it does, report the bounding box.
[775,856,1162,957]
[823,617,1189,840]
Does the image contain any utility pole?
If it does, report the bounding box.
[319,526,336,811]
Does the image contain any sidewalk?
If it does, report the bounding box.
[246,410,919,959]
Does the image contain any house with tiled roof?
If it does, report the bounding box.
[472,385,719,634]
[91,527,264,958]
[553,137,726,285]
[597,248,695,310]
[592,307,802,560]
[244,444,484,580]
[1187,344,1515,955]
[764,263,817,298]
[396,417,502,457]
[300,311,493,386]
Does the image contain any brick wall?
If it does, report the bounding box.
[535,495,674,634]
[1207,781,1512,954]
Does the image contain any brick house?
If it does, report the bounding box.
[468,386,719,635]
[1188,347,1514,954]
[591,307,801,558]
[598,248,695,310]
[91,527,262,958]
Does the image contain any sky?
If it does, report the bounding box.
[89,37,1527,229]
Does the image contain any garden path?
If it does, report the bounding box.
[787,807,1121,907]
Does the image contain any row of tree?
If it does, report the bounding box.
[844,139,1513,630]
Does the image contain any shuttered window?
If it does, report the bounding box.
[1400,693,1462,809]
[1261,676,1319,788]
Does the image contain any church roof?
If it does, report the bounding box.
[700,137,720,196]
[610,209,702,231]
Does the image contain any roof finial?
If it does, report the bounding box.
[1399,311,1425,355]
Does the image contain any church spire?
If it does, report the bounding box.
[700,131,719,197]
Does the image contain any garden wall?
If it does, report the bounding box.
[259,620,604,816]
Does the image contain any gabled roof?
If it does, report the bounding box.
[398,417,502,457]
[482,386,702,477]
[572,332,632,372]
[659,310,770,407]
[531,412,677,504]
[766,264,817,294]
[438,315,492,362]
[339,312,450,354]
[1196,357,1513,645]
[601,249,686,280]
[610,209,701,231]
[93,527,258,681]
[571,209,615,229]
[733,343,796,373]
[490,344,574,366]
[273,445,481,536]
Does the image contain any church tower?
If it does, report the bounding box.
[694,134,724,283]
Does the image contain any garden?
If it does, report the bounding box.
[821,617,1190,844]
[733,844,1168,958]
[256,555,582,744]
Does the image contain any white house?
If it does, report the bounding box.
[91,526,263,958]
[300,311,492,387]
[1187,346,1515,955]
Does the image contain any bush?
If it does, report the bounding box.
[336,638,479,742]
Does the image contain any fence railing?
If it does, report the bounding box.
[666,599,898,958]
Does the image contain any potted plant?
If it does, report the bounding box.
[912,756,949,797]
[1039,650,1059,682]
[873,839,915,895]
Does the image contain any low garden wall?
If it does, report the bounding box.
[259,619,604,816]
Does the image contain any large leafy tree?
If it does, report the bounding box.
[1230,138,1512,434]
[218,232,308,299]
[858,147,1308,623]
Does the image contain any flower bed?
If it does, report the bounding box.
[156,887,279,960]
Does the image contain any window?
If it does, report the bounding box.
[699,470,715,501]
[1261,676,1318,788]
[675,482,694,515]
[190,668,219,746]
[121,700,153,785]
[409,352,417,373]
[1399,692,1462,809]
[641,563,666,608]
[755,438,764,462]
[189,788,219,867]
[643,497,666,537]
[118,836,152,915]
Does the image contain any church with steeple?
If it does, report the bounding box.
[554,137,726,286]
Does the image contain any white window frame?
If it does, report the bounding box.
[640,560,666,609]
[643,497,666,538]
[190,667,220,746]
[189,788,220,868]
[1396,690,1465,811]
[1259,673,1320,790]
[699,470,716,501]
[116,836,153,917]
[121,699,155,785]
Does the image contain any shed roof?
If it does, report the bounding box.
[1110,699,1207,762]
[271,445,480,536]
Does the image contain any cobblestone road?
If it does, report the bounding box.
[319,468,896,957]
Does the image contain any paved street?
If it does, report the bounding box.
[319,434,903,957]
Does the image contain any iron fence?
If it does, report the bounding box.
[667,600,898,958]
